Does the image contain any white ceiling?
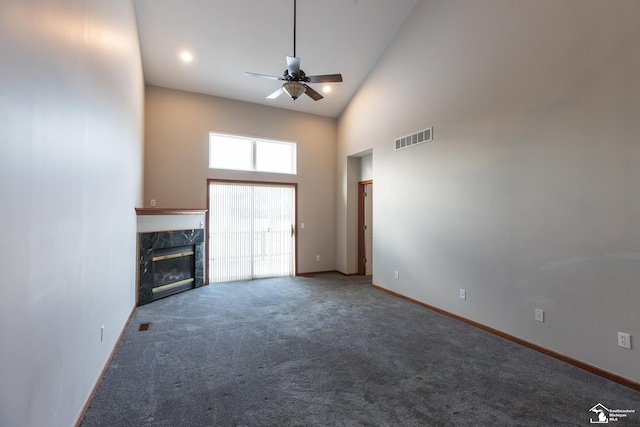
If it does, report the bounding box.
[133,0,419,118]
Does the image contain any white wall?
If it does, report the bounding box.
[137,214,206,233]
[0,1,144,426]
[337,0,640,383]
[144,86,337,274]
[360,154,373,182]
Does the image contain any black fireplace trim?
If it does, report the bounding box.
[138,229,205,306]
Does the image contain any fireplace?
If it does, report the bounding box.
[138,229,205,306]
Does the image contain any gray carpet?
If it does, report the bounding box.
[81,273,639,426]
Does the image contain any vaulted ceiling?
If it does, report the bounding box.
[134,0,419,118]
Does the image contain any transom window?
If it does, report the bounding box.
[209,133,297,175]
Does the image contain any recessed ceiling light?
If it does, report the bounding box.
[323,86,332,93]
[180,51,193,62]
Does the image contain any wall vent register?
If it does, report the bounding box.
[394,127,432,151]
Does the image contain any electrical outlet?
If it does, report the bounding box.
[535,308,544,322]
[394,271,399,279]
[618,332,631,349]
[316,255,320,262]
[150,199,156,207]
[459,289,466,300]
[101,325,105,342]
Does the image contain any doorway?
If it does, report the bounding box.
[358,180,373,275]
[207,180,296,283]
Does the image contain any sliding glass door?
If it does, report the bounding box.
[208,181,296,283]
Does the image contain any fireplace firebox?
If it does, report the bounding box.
[152,245,195,300]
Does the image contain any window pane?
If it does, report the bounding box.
[209,182,295,283]
[255,140,296,174]
[209,135,252,171]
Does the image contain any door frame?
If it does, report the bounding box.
[357,180,372,275]
[206,178,298,284]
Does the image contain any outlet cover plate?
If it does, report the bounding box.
[459,289,466,300]
[618,332,631,349]
[535,308,544,322]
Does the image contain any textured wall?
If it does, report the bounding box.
[0,1,144,425]
[337,0,640,382]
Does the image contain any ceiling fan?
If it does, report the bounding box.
[245,0,343,101]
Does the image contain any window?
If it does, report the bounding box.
[208,181,296,283]
[209,133,297,174]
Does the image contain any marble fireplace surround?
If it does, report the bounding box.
[136,209,206,306]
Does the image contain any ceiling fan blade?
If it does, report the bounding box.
[245,72,283,81]
[303,84,323,101]
[306,74,343,84]
[286,56,300,77]
[267,87,285,99]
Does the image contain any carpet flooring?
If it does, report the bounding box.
[81,273,639,426]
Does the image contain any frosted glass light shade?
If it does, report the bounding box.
[283,82,305,100]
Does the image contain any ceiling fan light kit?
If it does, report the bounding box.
[245,0,343,102]
[283,81,306,100]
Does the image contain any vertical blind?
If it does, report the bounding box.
[209,182,295,283]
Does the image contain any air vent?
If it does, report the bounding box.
[394,127,432,151]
